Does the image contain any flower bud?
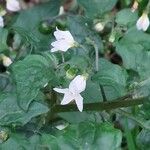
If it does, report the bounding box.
[109,32,116,43]
[2,55,12,67]
[131,1,138,12]
[66,68,78,79]
[94,22,104,32]
[0,130,9,143]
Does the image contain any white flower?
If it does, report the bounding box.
[6,0,20,12]
[136,12,150,31]
[2,55,12,67]
[0,16,4,27]
[53,75,86,112]
[51,27,76,52]
[94,22,104,32]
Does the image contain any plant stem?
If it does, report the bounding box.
[51,96,148,113]
[146,0,150,13]
[61,52,65,63]
[99,84,107,102]
[78,44,87,52]
[93,42,99,72]
[86,38,99,72]
[124,117,136,150]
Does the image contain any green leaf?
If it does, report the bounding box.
[92,58,128,100]
[116,28,150,73]
[116,28,150,97]
[0,133,30,150]
[1,122,122,149]
[0,93,49,126]
[77,0,117,18]
[83,79,103,103]
[11,54,54,110]
[136,124,150,150]
[40,134,59,150]
[57,122,122,149]
[0,28,8,52]
[67,15,103,53]
[12,0,61,52]
[115,8,138,27]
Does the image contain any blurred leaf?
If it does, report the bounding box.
[12,0,61,52]
[11,55,54,110]
[1,122,122,149]
[0,28,8,52]
[0,133,30,150]
[116,28,150,97]
[116,28,150,73]
[136,122,150,150]
[57,122,122,150]
[67,15,103,53]
[92,58,128,100]
[77,0,117,18]
[83,79,103,103]
[0,93,48,126]
[116,8,138,27]
[58,110,105,124]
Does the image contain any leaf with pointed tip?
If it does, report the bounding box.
[11,55,54,110]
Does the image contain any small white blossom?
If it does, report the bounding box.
[136,12,150,31]
[53,75,86,112]
[6,0,20,12]
[94,22,104,32]
[0,16,4,27]
[51,27,76,52]
[131,1,138,12]
[2,55,12,67]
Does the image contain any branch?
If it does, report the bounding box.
[51,96,148,113]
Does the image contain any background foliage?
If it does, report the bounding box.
[0,0,150,149]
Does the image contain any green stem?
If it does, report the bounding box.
[86,38,99,72]
[61,52,65,63]
[125,117,136,150]
[146,0,150,13]
[78,44,87,52]
[51,96,148,113]
[93,42,99,72]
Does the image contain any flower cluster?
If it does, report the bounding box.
[51,27,87,112]
[0,0,20,27]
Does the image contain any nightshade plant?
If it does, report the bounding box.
[0,0,150,149]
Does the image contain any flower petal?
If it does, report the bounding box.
[142,15,150,31]
[51,41,71,52]
[54,28,74,42]
[53,88,69,94]
[6,0,20,12]
[74,94,83,112]
[69,75,86,94]
[0,16,4,27]
[61,92,74,105]
[51,47,58,52]
[136,16,143,30]
[136,13,150,31]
